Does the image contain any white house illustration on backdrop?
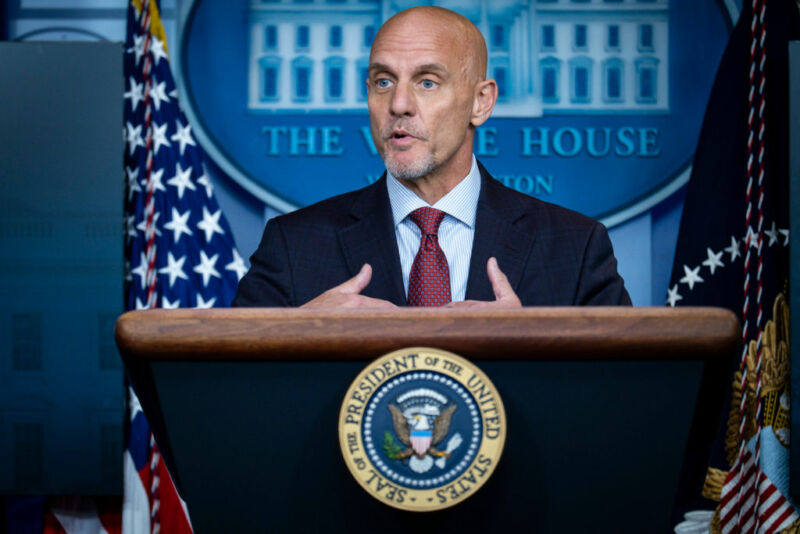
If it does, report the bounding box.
[247,0,669,116]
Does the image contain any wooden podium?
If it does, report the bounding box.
[116,307,739,533]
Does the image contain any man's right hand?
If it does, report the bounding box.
[301,264,397,309]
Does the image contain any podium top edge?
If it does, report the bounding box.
[115,307,741,362]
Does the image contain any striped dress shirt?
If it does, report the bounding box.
[386,155,481,302]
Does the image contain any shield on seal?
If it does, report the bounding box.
[410,429,433,457]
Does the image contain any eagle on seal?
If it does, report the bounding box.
[388,403,457,460]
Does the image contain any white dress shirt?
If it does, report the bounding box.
[385,155,481,302]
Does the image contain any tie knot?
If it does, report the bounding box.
[408,207,446,236]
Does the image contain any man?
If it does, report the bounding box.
[233,6,630,308]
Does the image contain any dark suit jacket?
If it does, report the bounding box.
[233,164,631,307]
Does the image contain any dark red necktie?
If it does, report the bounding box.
[407,207,451,307]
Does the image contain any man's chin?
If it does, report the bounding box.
[386,157,437,181]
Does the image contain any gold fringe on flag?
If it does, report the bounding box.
[702,467,727,501]
[724,343,758,466]
[706,293,794,533]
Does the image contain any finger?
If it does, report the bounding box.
[301,292,396,309]
[353,295,397,308]
[445,300,482,308]
[317,295,396,309]
[336,263,373,294]
[486,257,518,302]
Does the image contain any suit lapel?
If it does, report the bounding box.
[338,177,407,305]
[465,167,536,301]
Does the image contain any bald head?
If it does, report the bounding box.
[371,6,488,83]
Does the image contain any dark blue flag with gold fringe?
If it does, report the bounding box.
[668,0,799,532]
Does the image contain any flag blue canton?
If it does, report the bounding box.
[123,3,243,312]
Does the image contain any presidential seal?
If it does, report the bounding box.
[338,347,506,512]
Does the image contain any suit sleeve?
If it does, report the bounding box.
[231,218,294,307]
[574,222,632,306]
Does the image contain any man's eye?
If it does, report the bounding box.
[420,79,437,89]
[375,79,392,88]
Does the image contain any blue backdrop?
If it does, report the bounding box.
[0,0,737,496]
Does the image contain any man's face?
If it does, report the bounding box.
[367,15,477,181]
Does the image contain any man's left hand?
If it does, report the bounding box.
[445,257,522,308]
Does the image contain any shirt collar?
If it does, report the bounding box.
[386,155,481,229]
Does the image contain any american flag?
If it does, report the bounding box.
[122,1,244,532]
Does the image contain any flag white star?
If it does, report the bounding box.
[679,265,703,290]
[701,248,724,275]
[162,296,180,309]
[197,206,224,243]
[125,214,137,240]
[149,79,170,111]
[167,163,196,199]
[197,171,214,197]
[158,252,189,288]
[195,294,216,309]
[164,207,193,243]
[225,249,248,281]
[764,222,780,246]
[193,250,221,287]
[666,284,683,307]
[744,226,760,249]
[125,122,145,155]
[169,88,179,99]
[124,76,144,111]
[142,167,167,194]
[724,236,741,262]
[171,120,196,156]
[127,33,146,64]
[131,252,149,290]
[128,387,143,420]
[150,37,169,66]
[135,297,148,310]
[151,122,170,155]
[126,166,141,201]
[780,229,790,246]
[136,211,162,237]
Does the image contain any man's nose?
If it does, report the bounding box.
[389,82,415,116]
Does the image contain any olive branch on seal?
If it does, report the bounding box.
[383,431,403,460]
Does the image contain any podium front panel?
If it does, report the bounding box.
[151,359,702,532]
[117,308,737,533]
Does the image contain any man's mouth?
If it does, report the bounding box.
[390,130,413,140]
[386,129,419,148]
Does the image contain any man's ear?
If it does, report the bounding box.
[471,79,498,127]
